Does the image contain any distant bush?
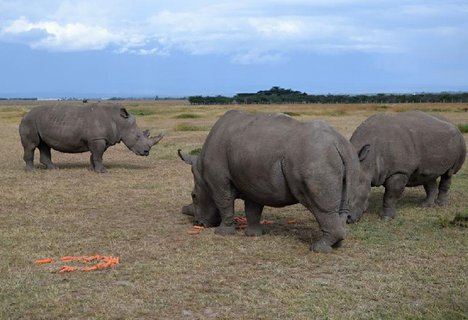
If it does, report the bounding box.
[174,113,201,119]
[174,123,208,131]
[457,123,468,133]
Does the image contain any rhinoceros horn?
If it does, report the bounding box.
[150,132,164,146]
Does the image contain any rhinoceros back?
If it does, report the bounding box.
[199,110,354,209]
[351,111,466,186]
[20,105,118,153]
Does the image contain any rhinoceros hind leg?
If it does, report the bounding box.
[381,173,408,220]
[310,211,346,253]
[436,171,452,206]
[23,146,35,171]
[244,200,264,237]
[421,179,438,207]
[38,143,57,169]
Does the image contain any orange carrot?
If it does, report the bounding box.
[35,258,53,264]
[287,219,297,224]
[188,230,200,235]
[193,225,204,229]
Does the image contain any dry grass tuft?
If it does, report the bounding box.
[1,100,467,319]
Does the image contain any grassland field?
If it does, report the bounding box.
[0,100,467,319]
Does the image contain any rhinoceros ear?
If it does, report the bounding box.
[120,108,130,119]
[358,144,371,161]
[178,149,197,165]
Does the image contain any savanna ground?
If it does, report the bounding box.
[0,100,467,320]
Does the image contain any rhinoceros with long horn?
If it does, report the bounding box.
[19,103,163,172]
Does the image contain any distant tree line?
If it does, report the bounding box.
[189,87,468,105]
[0,97,38,101]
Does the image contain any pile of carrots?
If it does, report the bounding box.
[35,255,119,273]
[187,216,297,234]
[234,216,274,229]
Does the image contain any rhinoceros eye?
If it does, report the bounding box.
[191,193,196,199]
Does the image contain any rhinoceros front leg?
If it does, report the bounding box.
[381,173,409,220]
[421,179,438,207]
[436,170,453,206]
[88,140,108,173]
[211,181,236,236]
[244,200,264,236]
[38,143,57,169]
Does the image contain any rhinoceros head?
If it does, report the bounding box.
[118,108,164,156]
[346,144,372,223]
[178,149,221,227]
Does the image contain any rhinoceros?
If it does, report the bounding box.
[178,110,368,253]
[350,111,466,221]
[19,103,164,172]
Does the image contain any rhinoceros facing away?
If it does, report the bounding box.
[178,110,368,253]
[19,103,163,172]
[350,111,466,221]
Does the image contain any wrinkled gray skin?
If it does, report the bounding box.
[351,111,466,220]
[179,110,367,253]
[19,104,164,172]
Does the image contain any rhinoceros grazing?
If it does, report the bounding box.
[19,103,164,172]
[178,110,367,253]
[350,111,466,221]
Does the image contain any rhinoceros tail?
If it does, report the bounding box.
[334,142,358,216]
[453,131,467,174]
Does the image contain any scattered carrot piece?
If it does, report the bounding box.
[193,225,204,229]
[261,220,274,225]
[287,219,297,224]
[59,266,78,273]
[36,255,119,273]
[188,230,200,235]
[35,258,53,264]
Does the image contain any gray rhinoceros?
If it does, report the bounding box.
[178,110,368,253]
[19,103,164,172]
[350,111,466,221]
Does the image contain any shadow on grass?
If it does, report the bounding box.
[31,162,152,170]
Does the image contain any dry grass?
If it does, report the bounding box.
[1,100,467,319]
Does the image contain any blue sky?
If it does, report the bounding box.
[0,0,467,98]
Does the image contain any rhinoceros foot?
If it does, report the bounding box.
[245,226,264,237]
[379,208,396,221]
[310,240,333,254]
[215,225,236,236]
[435,197,449,207]
[421,199,436,208]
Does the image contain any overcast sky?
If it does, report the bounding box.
[0,0,467,97]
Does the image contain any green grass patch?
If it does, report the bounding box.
[457,123,468,133]
[282,111,301,117]
[128,109,158,116]
[189,148,202,155]
[373,105,389,111]
[174,123,209,131]
[174,113,202,119]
